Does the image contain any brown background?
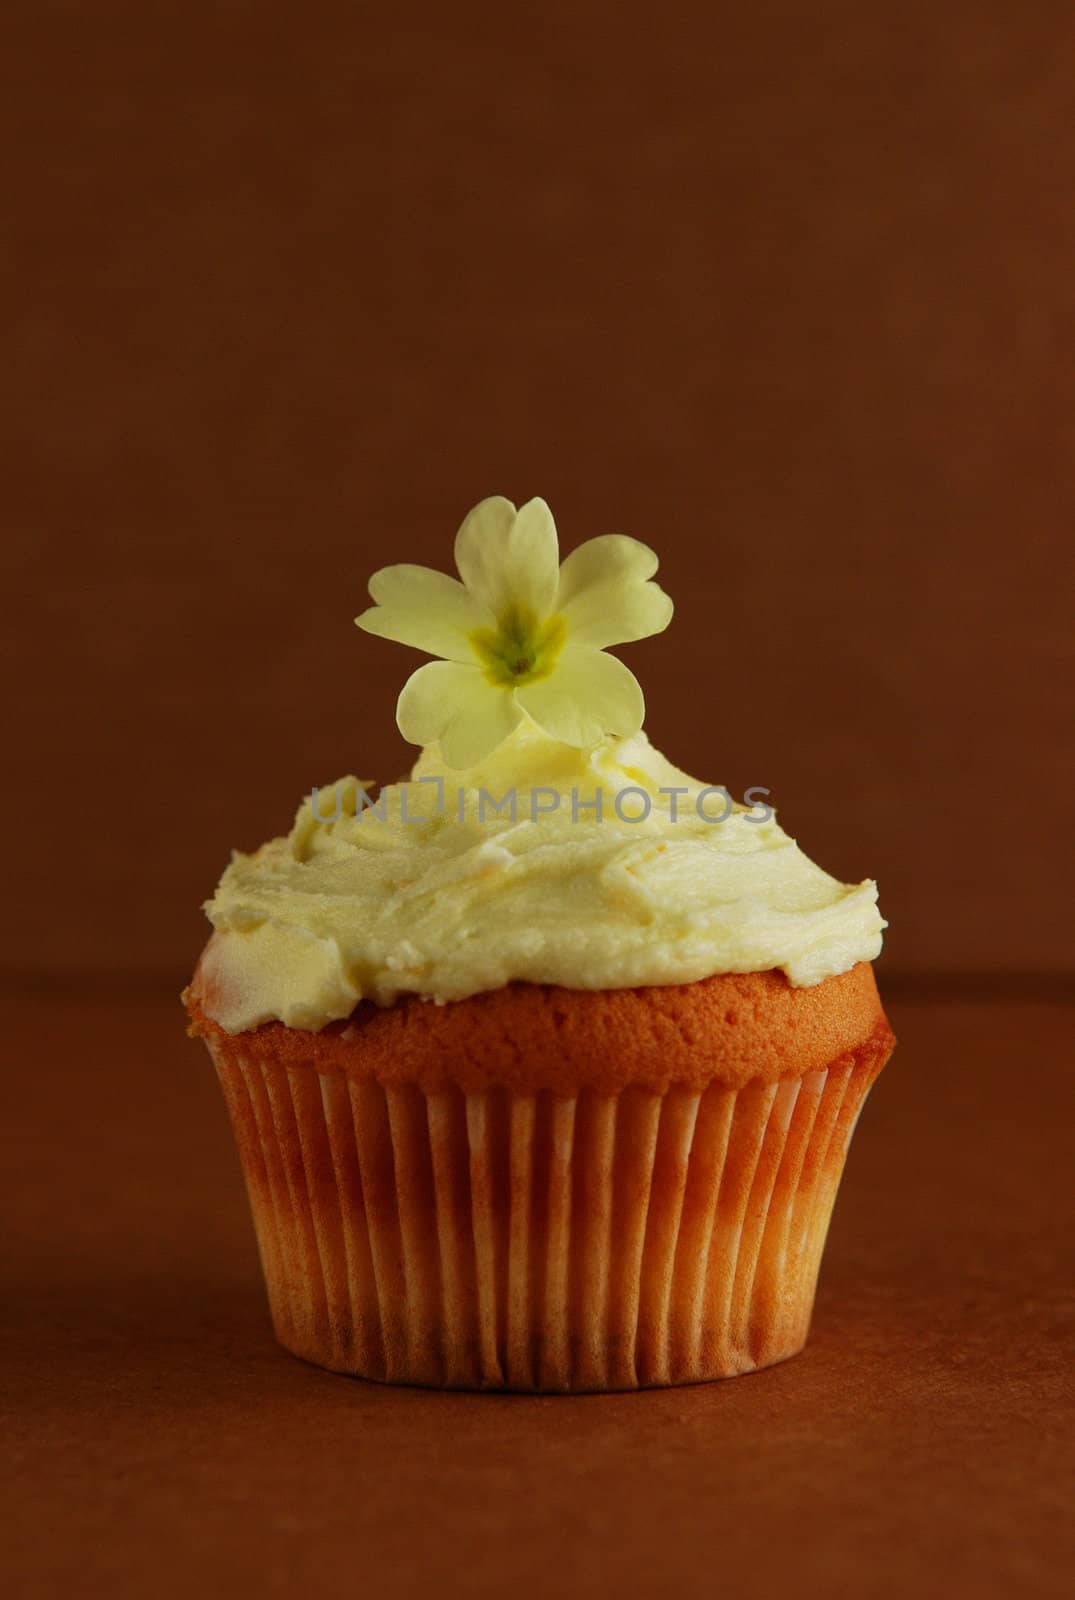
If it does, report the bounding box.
[5,0,1074,987]
[3,4,1073,1598]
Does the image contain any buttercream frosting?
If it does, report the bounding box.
[197,723,886,1033]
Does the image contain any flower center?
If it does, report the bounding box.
[470,604,567,688]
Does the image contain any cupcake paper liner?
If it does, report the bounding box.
[207,1040,883,1391]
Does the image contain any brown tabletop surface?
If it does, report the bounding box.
[4,987,1073,1599]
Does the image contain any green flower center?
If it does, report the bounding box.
[470,604,567,688]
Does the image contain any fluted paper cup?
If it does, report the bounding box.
[205,1039,884,1390]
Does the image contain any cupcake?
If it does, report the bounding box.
[185,495,893,1390]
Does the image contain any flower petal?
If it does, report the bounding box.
[396,659,521,766]
[515,645,644,748]
[560,579,673,649]
[556,534,674,648]
[356,564,492,662]
[557,534,659,602]
[455,495,559,619]
[439,689,523,769]
[453,495,517,612]
[506,498,561,616]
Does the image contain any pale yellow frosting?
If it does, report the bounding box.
[198,724,885,1033]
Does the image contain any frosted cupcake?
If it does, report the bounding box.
[185,496,893,1390]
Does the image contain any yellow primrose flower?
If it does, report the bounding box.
[355,495,674,769]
